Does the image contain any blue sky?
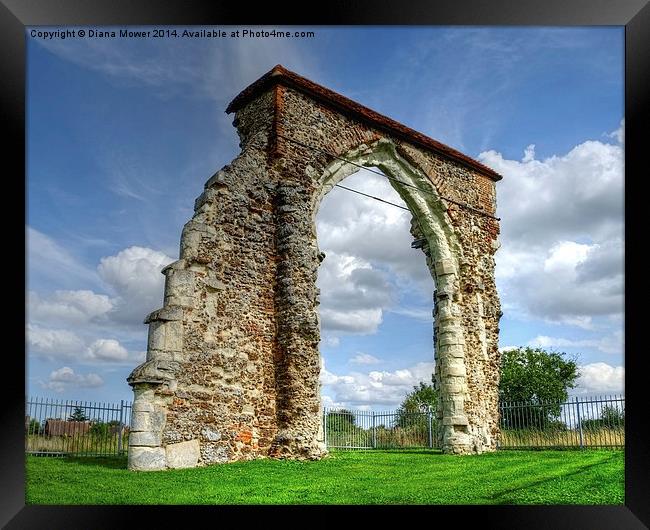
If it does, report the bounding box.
[26,26,624,408]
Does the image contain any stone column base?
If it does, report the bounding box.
[268,432,328,460]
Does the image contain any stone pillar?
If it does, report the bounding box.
[126,258,201,470]
[268,183,327,459]
[431,259,472,453]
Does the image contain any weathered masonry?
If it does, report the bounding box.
[126,65,503,470]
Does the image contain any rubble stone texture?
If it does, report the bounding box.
[127,65,503,470]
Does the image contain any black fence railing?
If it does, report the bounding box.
[498,395,625,449]
[25,397,132,456]
[324,409,435,449]
[324,395,625,450]
[25,394,624,457]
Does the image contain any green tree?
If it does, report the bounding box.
[90,419,123,438]
[395,376,438,428]
[90,422,108,438]
[499,347,579,428]
[68,406,89,422]
[601,404,625,427]
[27,418,41,434]
[397,380,438,414]
[581,404,625,430]
[325,409,357,432]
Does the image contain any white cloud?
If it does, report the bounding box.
[543,241,592,274]
[27,324,85,360]
[98,246,174,325]
[316,251,393,335]
[320,357,434,408]
[28,290,114,325]
[27,323,136,364]
[321,394,347,410]
[26,240,174,370]
[528,330,623,356]
[560,317,596,330]
[315,170,434,338]
[350,353,382,365]
[319,307,384,335]
[575,239,624,285]
[317,170,433,291]
[321,335,340,348]
[606,118,624,144]
[41,366,104,393]
[480,137,623,248]
[131,350,147,363]
[497,238,623,326]
[86,339,129,361]
[480,131,624,326]
[522,144,536,163]
[575,362,624,395]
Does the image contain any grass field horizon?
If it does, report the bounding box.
[26,449,624,505]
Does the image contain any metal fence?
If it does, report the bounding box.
[498,394,625,449]
[25,397,132,456]
[325,395,625,450]
[25,394,624,457]
[324,408,436,449]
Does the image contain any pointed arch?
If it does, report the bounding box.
[313,138,473,452]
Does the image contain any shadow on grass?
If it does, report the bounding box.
[366,449,443,456]
[328,448,444,456]
[488,453,621,504]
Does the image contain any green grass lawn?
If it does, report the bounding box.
[26,449,624,505]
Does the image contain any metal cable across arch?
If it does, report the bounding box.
[275,132,501,221]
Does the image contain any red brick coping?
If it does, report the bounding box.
[226,65,503,182]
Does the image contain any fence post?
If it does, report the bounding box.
[372,411,377,449]
[323,408,328,449]
[427,406,433,449]
[575,396,584,449]
[117,400,125,454]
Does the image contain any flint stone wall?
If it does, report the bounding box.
[127,67,502,470]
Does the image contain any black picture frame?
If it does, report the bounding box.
[4,1,648,527]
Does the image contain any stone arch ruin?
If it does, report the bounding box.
[126,65,503,471]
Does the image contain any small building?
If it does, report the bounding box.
[44,419,91,436]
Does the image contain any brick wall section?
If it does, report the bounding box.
[126,66,502,470]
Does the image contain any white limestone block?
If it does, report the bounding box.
[128,446,166,471]
[166,439,200,469]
